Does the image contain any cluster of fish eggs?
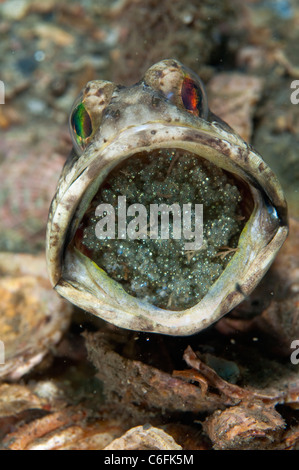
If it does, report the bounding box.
[81,149,244,310]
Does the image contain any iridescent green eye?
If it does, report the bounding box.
[71,102,92,147]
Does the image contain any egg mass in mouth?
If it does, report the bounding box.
[73,148,253,310]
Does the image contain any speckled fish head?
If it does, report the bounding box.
[46,59,288,336]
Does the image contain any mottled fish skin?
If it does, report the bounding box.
[46,59,288,336]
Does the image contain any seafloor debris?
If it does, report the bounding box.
[1,222,297,449]
[85,331,235,416]
[237,0,299,218]
[83,327,299,449]
[208,73,263,142]
[0,126,69,252]
[81,220,299,450]
[0,252,72,380]
[104,424,182,450]
[81,149,245,310]
[203,403,285,450]
[217,217,299,358]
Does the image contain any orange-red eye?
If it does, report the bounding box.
[181,76,203,117]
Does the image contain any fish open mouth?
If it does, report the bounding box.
[72,147,254,311]
[47,121,287,335]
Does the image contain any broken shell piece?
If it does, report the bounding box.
[104,424,182,450]
[203,403,285,450]
[47,59,288,335]
[0,253,72,380]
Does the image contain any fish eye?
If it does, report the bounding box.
[143,60,209,119]
[70,101,93,151]
[181,74,205,117]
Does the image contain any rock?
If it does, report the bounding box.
[0,252,72,380]
[33,24,75,47]
[208,72,263,142]
[104,424,182,450]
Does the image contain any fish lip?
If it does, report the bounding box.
[64,119,245,187]
[53,223,288,336]
[46,122,288,334]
